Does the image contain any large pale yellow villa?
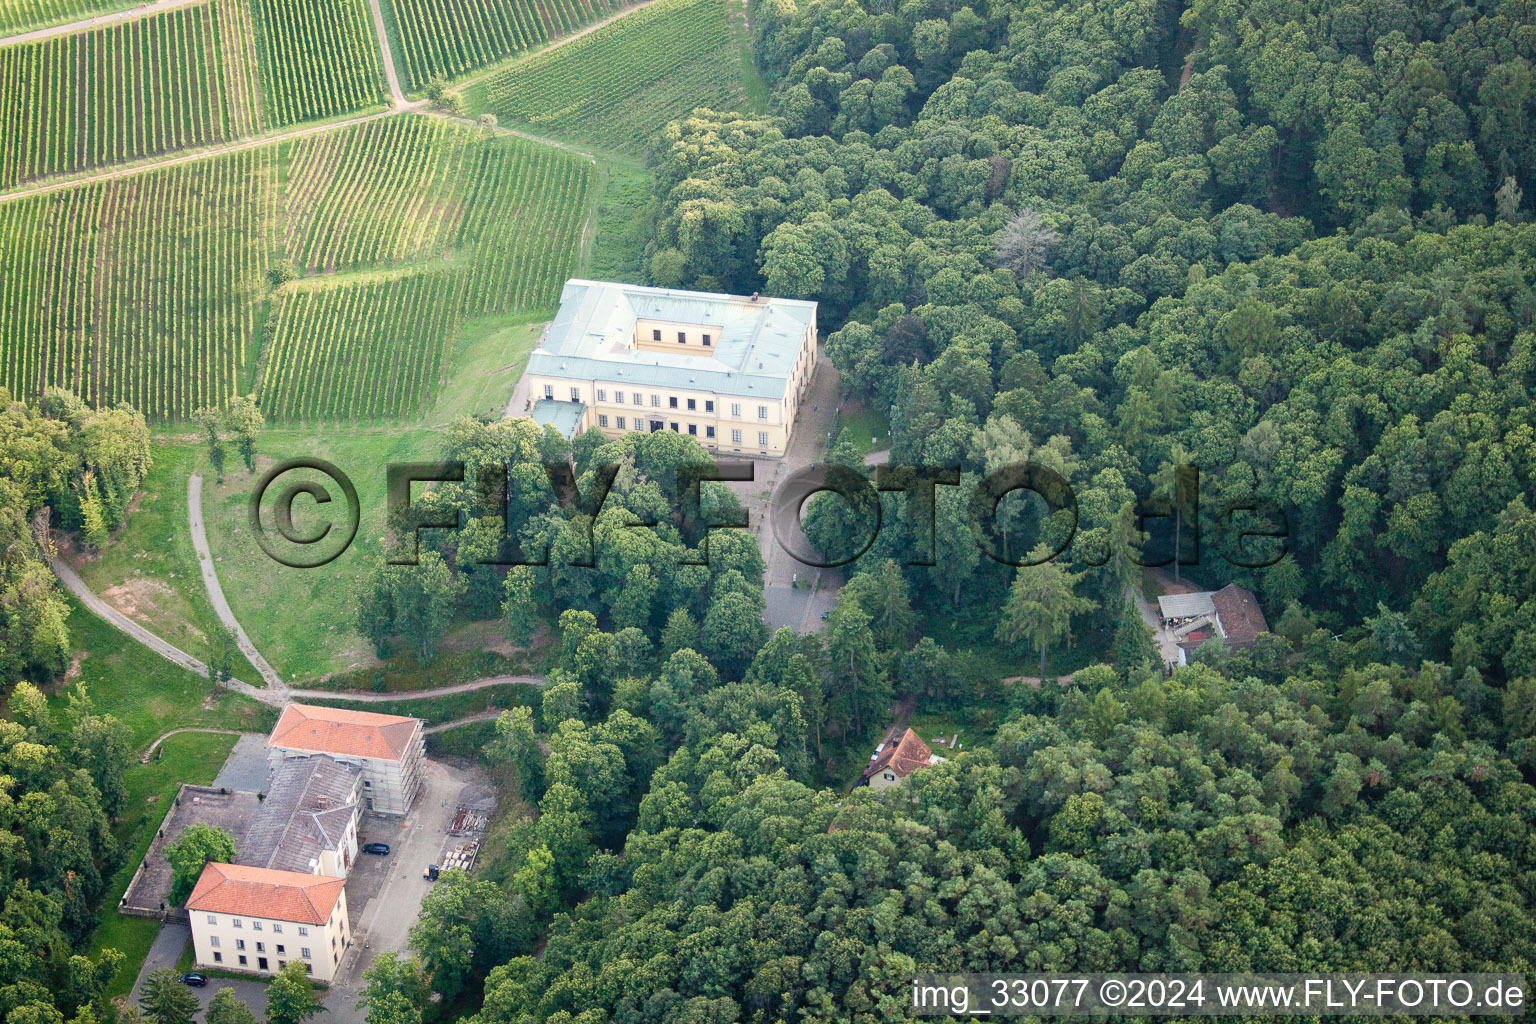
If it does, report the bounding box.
[522,280,819,457]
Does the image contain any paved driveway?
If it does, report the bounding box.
[322,760,472,1023]
[724,353,844,633]
[128,923,271,1019]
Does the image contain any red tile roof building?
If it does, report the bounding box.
[187,863,352,981]
[267,704,424,816]
[861,728,946,789]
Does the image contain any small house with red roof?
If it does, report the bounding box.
[860,728,947,789]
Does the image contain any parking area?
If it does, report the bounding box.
[320,759,481,1023]
[128,923,272,1018]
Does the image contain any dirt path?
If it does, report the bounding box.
[0,0,204,47]
[0,105,414,205]
[189,473,285,688]
[48,554,273,701]
[289,673,544,702]
[423,709,504,733]
[366,0,406,105]
[56,547,543,708]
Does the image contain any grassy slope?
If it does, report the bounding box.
[66,444,263,683]
[199,315,545,681]
[53,597,276,750]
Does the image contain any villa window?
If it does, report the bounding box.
[702,334,711,346]
[686,398,696,410]
[669,397,678,409]
[570,387,580,402]
[652,329,661,340]
[236,939,246,951]
[302,948,312,959]
[207,915,218,925]
[256,942,265,953]
[596,389,606,402]
[614,391,624,404]
[759,432,769,446]
[232,919,242,929]
[239,956,247,966]
[273,924,283,933]
[705,400,714,412]
[277,945,286,955]
[650,395,660,407]
[731,429,742,444]
[688,424,697,435]
[616,416,626,429]
[252,922,262,931]
[598,415,609,428]
[213,953,222,963]
[210,936,220,948]
[298,928,309,937]
[632,392,641,404]
[758,405,767,419]
[543,385,553,399]
[677,331,686,343]
[706,426,716,438]
[730,403,740,417]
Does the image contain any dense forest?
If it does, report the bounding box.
[377,0,1536,1018]
[4,0,1536,1017]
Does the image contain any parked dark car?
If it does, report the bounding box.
[362,842,390,855]
[179,973,208,987]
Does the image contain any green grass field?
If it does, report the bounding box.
[467,0,760,153]
[54,597,275,749]
[201,304,543,679]
[66,444,263,683]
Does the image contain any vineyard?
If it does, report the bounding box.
[259,120,592,420]
[476,0,746,152]
[249,0,384,126]
[381,0,629,91]
[259,272,461,421]
[0,116,590,423]
[0,1,249,188]
[0,0,136,35]
[0,147,271,420]
[280,116,479,273]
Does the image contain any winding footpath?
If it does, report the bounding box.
[188,474,284,687]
